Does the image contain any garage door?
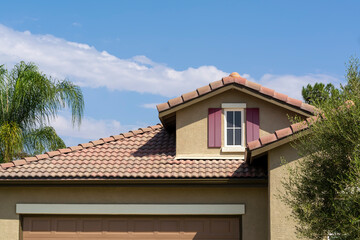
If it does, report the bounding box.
[23,215,241,240]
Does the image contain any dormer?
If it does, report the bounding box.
[157,72,315,159]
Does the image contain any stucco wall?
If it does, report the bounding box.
[176,89,305,158]
[0,185,268,240]
[268,143,301,239]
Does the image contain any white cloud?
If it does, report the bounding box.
[51,114,138,141]
[256,74,341,100]
[0,24,341,101]
[141,103,160,109]
[0,24,227,97]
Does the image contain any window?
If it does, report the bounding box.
[225,110,243,146]
[223,108,245,151]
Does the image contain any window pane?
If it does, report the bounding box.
[235,111,241,128]
[235,129,241,145]
[227,111,234,127]
[227,129,234,145]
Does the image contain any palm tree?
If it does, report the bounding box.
[0,62,84,162]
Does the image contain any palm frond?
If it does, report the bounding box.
[23,126,66,156]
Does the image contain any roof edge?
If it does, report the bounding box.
[0,124,163,171]
[246,115,317,161]
[157,75,316,115]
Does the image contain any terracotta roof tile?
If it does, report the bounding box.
[156,102,170,112]
[168,96,183,107]
[245,81,261,91]
[90,139,105,146]
[275,127,293,139]
[286,97,303,108]
[290,121,308,133]
[12,159,26,166]
[260,86,275,97]
[209,79,224,90]
[36,154,49,160]
[0,125,266,180]
[247,121,310,152]
[0,162,14,170]
[273,92,288,102]
[259,134,277,145]
[247,140,261,151]
[156,73,316,115]
[69,146,83,151]
[222,76,235,85]
[58,148,71,154]
[182,90,198,102]
[101,137,115,143]
[79,142,94,148]
[46,151,61,158]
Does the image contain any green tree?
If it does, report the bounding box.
[302,82,339,105]
[282,57,360,240]
[0,62,84,162]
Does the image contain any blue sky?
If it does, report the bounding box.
[0,0,359,146]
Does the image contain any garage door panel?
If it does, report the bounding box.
[23,216,241,240]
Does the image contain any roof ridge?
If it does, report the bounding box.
[0,123,163,171]
[156,74,316,114]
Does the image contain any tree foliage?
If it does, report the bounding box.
[0,62,84,162]
[282,57,360,240]
[302,82,339,105]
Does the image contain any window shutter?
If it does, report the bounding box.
[208,108,222,148]
[246,108,259,143]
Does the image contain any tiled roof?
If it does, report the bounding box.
[157,73,315,114]
[0,124,266,180]
[246,116,315,151]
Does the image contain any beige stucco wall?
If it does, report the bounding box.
[0,185,268,240]
[268,143,301,239]
[176,89,306,158]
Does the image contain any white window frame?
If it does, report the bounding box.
[222,103,246,153]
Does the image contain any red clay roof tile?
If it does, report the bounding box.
[46,151,61,158]
[259,134,277,145]
[168,96,183,107]
[156,102,170,112]
[156,73,315,116]
[247,140,262,151]
[290,121,308,133]
[260,86,275,97]
[245,81,261,91]
[12,159,26,166]
[275,127,293,139]
[273,92,288,102]
[222,76,235,85]
[182,90,198,102]
[196,85,212,95]
[209,79,224,90]
[79,142,94,148]
[286,97,303,108]
[91,139,105,146]
[0,125,266,180]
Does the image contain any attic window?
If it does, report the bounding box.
[224,110,244,147]
[221,103,246,153]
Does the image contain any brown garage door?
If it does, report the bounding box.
[23,215,241,240]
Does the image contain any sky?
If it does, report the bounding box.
[0,0,359,146]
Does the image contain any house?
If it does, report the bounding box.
[0,72,314,240]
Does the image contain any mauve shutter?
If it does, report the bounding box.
[208,108,221,147]
[246,108,260,143]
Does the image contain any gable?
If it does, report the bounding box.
[157,73,315,130]
[176,88,308,159]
